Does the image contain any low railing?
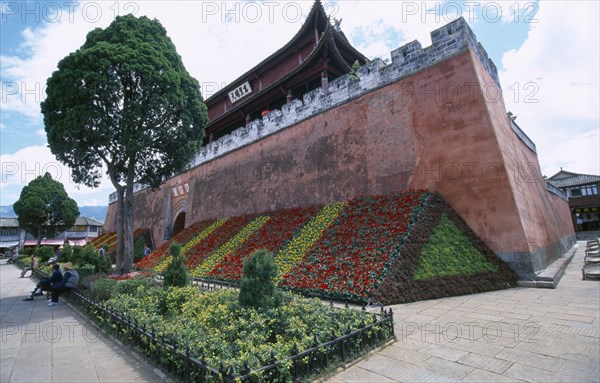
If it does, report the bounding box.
[71,288,394,382]
[545,181,569,201]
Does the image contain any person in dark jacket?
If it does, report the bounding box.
[49,262,79,306]
[23,263,62,301]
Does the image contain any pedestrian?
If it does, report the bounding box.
[143,245,151,257]
[23,263,62,301]
[19,254,37,278]
[49,262,79,306]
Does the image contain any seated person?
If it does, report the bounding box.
[23,263,62,301]
[49,262,79,306]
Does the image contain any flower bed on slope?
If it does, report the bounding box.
[87,228,146,254]
[134,191,516,305]
[88,232,115,249]
[135,220,217,269]
[184,215,256,270]
[208,206,319,282]
[281,192,426,302]
[372,193,517,305]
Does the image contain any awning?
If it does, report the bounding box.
[23,239,65,246]
[0,241,19,248]
[68,238,88,246]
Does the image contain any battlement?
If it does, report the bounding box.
[188,18,498,167]
[110,17,499,203]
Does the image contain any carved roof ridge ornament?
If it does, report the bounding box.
[333,17,342,32]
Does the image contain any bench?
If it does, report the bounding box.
[582,264,600,280]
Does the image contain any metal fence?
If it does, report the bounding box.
[71,289,394,382]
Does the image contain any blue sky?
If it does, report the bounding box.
[1,1,598,207]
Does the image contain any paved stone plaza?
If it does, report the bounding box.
[327,242,600,383]
[1,242,598,382]
[0,263,160,382]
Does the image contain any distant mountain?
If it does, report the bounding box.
[79,206,108,223]
[0,205,107,223]
[0,205,16,218]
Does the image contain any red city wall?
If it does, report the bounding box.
[105,49,574,278]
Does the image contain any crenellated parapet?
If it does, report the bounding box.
[110,17,499,203]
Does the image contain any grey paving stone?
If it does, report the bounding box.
[378,344,431,364]
[381,363,456,382]
[558,359,600,382]
[543,311,596,323]
[457,352,513,374]
[417,308,449,317]
[496,345,565,372]
[356,353,409,371]
[504,363,589,383]
[421,344,469,361]
[419,356,473,380]
[0,346,19,359]
[51,363,99,383]
[462,367,527,382]
[391,337,430,351]
[334,366,394,382]
[9,361,51,382]
[441,338,505,358]
[0,358,15,382]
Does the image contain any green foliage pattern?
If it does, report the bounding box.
[414,214,497,280]
[101,287,389,378]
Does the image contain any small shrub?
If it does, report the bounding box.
[163,244,189,288]
[72,245,83,261]
[115,278,149,297]
[77,264,97,281]
[36,246,55,263]
[81,273,108,289]
[60,244,72,262]
[90,278,118,301]
[239,249,282,309]
[65,245,111,274]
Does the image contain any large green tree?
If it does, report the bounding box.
[13,173,79,248]
[41,15,207,274]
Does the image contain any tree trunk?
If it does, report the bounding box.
[115,188,125,274]
[123,180,134,274]
[122,159,136,274]
[36,231,42,251]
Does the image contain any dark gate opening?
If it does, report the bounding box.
[172,212,186,237]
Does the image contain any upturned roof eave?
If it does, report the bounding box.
[206,25,351,131]
[204,0,365,106]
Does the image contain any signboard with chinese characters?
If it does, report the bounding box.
[228,81,252,103]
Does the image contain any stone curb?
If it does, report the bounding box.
[517,244,578,289]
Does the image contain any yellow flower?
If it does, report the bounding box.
[192,215,271,278]
[275,202,346,282]
[155,219,227,272]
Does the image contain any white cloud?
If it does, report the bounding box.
[500,1,600,176]
[0,145,114,206]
